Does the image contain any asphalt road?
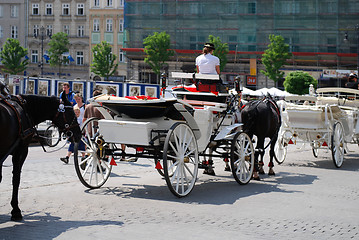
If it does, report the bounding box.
[1,142,359,239]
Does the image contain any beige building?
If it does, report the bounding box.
[26,0,90,79]
[89,0,126,81]
[0,0,28,69]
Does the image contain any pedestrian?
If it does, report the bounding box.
[345,73,358,89]
[74,93,85,123]
[59,82,76,105]
[60,105,85,164]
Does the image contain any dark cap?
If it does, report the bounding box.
[204,42,215,50]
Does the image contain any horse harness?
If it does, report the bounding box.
[53,102,78,138]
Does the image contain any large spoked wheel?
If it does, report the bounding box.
[74,117,112,188]
[44,124,61,147]
[163,122,198,197]
[331,122,345,168]
[230,132,254,185]
[274,131,287,164]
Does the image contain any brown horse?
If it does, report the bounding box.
[0,93,81,221]
[241,95,281,180]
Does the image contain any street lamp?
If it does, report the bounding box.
[344,24,359,74]
[34,26,51,77]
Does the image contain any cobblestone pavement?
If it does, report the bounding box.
[0,144,358,239]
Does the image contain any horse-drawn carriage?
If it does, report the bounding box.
[74,73,255,197]
[275,88,359,168]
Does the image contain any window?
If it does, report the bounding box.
[31,50,38,63]
[76,51,84,65]
[107,0,113,7]
[46,25,52,37]
[62,4,70,15]
[0,5,3,17]
[11,5,18,18]
[94,0,100,7]
[11,26,18,39]
[119,19,123,32]
[45,4,52,15]
[77,25,84,37]
[63,25,69,35]
[33,25,39,37]
[120,0,124,7]
[93,19,100,32]
[77,3,84,15]
[189,3,201,14]
[228,2,238,14]
[248,2,256,14]
[327,1,337,13]
[106,19,113,32]
[32,4,39,15]
[119,50,124,62]
[0,26,3,39]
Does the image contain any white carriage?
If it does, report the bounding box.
[275,88,359,168]
[74,73,254,197]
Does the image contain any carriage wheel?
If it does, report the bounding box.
[274,128,287,164]
[74,117,112,189]
[331,122,345,168]
[163,122,198,197]
[230,132,254,185]
[44,124,61,147]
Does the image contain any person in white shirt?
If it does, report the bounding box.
[195,42,220,75]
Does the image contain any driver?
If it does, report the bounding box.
[345,73,358,89]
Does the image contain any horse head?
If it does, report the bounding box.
[52,92,82,143]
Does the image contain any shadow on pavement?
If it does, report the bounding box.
[0,212,123,239]
[83,171,317,205]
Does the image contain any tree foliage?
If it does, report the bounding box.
[91,41,119,80]
[48,32,70,67]
[260,34,292,82]
[143,32,174,78]
[283,71,318,95]
[208,35,229,72]
[0,38,28,75]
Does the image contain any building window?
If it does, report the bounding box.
[228,2,238,14]
[62,4,70,15]
[106,19,113,32]
[11,25,18,39]
[107,0,113,7]
[45,3,52,15]
[33,25,39,37]
[0,5,3,17]
[77,26,84,37]
[76,51,84,65]
[94,0,100,7]
[11,5,18,18]
[119,19,123,32]
[0,26,3,39]
[248,2,256,14]
[77,3,84,15]
[46,25,52,37]
[120,0,124,7]
[189,3,201,14]
[93,19,100,32]
[31,50,38,63]
[119,50,124,62]
[32,4,39,15]
[63,25,69,35]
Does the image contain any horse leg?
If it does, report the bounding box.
[10,146,28,221]
[258,149,265,175]
[268,134,278,176]
[253,137,265,180]
[203,148,215,176]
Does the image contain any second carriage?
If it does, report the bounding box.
[74,73,255,197]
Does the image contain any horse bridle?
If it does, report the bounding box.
[53,102,79,138]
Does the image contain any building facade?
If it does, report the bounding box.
[123,0,359,88]
[26,0,90,79]
[89,0,126,81]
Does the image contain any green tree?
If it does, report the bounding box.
[143,31,174,82]
[260,34,292,82]
[48,32,70,77]
[283,71,318,95]
[208,35,229,72]
[91,41,119,80]
[0,38,28,75]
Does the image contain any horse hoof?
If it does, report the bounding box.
[252,176,261,181]
[11,214,23,221]
[203,169,216,176]
[268,171,275,176]
[224,166,231,172]
[258,169,265,175]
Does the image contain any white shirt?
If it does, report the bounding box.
[195,53,220,74]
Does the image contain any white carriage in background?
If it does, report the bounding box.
[74,72,255,197]
[275,88,359,168]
